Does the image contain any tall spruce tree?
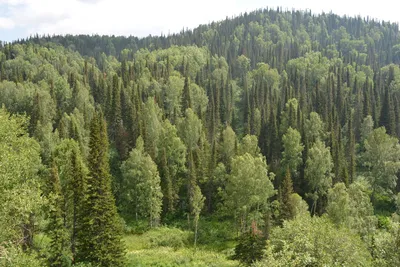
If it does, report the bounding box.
[76,111,125,266]
[280,168,295,222]
[47,164,68,267]
[379,85,395,136]
[182,75,192,113]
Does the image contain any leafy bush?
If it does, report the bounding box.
[0,246,45,267]
[377,215,391,230]
[147,227,191,249]
[256,215,373,266]
[124,227,191,251]
[195,219,237,249]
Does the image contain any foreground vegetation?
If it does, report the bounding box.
[2,6,400,266]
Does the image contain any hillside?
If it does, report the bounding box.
[1,7,400,266]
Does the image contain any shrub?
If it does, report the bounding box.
[231,231,266,265]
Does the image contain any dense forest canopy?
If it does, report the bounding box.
[1,7,400,266]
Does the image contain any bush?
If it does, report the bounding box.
[147,227,191,249]
[124,227,191,251]
[0,246,45,267]
[231,232,266,265]
[377,215,391,230]
[196,219,237,249]
[264,215,372,266]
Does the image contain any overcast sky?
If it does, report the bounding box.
[0,0,399,42]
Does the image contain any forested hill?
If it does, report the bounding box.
[19,8,400,67]
[1,7,400,267]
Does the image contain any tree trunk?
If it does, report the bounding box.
[194,218,198,248]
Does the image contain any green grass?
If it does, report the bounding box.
[123,226,238,266]
[125,247,237,267]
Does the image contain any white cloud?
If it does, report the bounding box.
[0,0,399,41]
[0,17,14,29]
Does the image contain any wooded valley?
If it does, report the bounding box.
[1,7,400,266]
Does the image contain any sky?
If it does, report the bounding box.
[0,0,399,42]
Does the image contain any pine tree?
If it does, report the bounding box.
[347,116,356,183]
[379,85,395,135]
[76,111,125,266]
[47,164,68,267]
[280,168,295,221]
[111,74,122,136]
[160,147,174,214]
[182,75,192,114]
[70,145,88,259]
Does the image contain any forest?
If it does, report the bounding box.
[1,7,400,266]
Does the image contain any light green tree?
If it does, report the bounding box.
[281,127,304,178]
[280,98,298,134]
[164,75,184,119]
[361,115,374,144]
[304,112,326,144]
[121,136,163,227]
[255,215,372,267]
[0,108,44,248]
[157,119,186,213]
[178,108,202,152]
[190,184,204,247]
[361,127,400,201]
[305,139,333,214]
[141,97,163,159]
[238,134,260,157]
[219,125,236,169]
[222,153,275,233]
[326,181,376,237]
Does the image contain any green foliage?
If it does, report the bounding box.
[281,127,304,178]
[121,136,163,226]
[222,153,275,232]
[238,134,260,157]
[0,246,45,267]
[0,108,44,248]
[372,220,400,266]
[280,169,295,221]
[76,111,125,267]
[124,227,190,250]
[157,119,187,213]
[259,215,372,266]
[190,184,205,246]
[178,108,202,151]
[47,165,69,267]
[327,181,376,236]
[123,227,236,267]
[3,7,400,265]
[219,126,237,169]
[305,139,333,214]
[232,231,266,266]
[361,127,400,199]
[304,112,326,144]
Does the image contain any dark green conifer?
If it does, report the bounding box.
[379,85,396,135]
[48,164,69,267]
[76,111,125,267]
[182,75,192,113]
[280,168,295,221]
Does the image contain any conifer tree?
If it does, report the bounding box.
[347,116,356,183]
[76,111,125,267]
[47,164,68,267]
[182,75,192,113]
[69,145,88,258]
[280,168,295,222]
[379,86,395,135]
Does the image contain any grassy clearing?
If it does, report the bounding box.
[123,226,238,266]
